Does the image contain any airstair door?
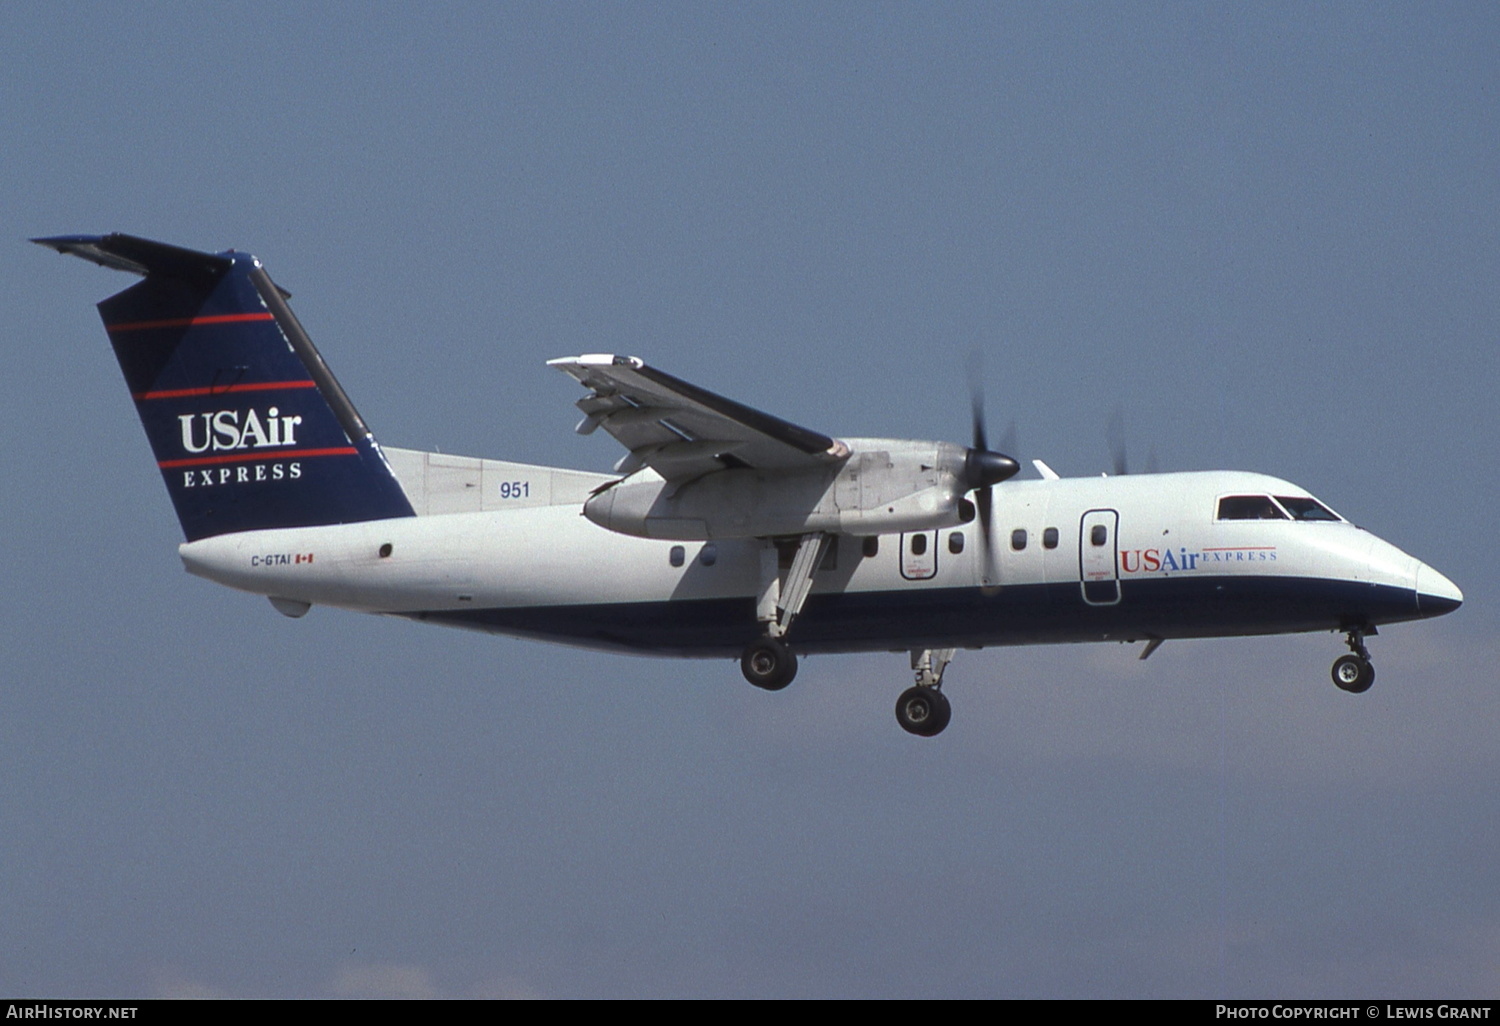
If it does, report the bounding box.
[1079,509,1121,605]
[900,531,938,581]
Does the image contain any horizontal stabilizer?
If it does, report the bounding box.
[32,233,233,285]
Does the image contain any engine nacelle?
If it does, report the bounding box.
[582,440,977,540]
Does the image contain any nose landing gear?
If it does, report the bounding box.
[1331,627,1375,694]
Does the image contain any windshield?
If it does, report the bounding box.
[1217,494,1343,522]
[1217,495,1287,520]
[1275,496,1342,522]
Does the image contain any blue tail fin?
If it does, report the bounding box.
[35,234,415,541]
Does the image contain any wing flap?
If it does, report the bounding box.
[549,355,848,482]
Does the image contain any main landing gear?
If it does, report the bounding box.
[736,534,959,736]
[740,533,826,692]
[741,636,797,691]
[1331,626,1376,694]
[740,637,960,737]
[895,648,955,737]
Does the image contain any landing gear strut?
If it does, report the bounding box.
[895,648,955,737]
[1331,627,1375,694]
[740,533,826,692]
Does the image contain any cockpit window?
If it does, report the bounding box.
[1217,495,1288,521]
[1275,496,1341,522]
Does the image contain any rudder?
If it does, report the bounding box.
[35,234,415,541]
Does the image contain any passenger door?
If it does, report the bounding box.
[1079,509,1120,605]
[900,531,938,581]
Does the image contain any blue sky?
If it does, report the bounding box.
[3,2,1496,997]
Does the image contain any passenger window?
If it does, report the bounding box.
[669,545,685,567]
[862,536,879,559]
[948,532,964,555]
[1011,529,1027,551]
[910,533,927,556]
[698,543,717,567]
[1091,525,1107,546]
[1217,495,1288,520]
[1043,527,1058,549]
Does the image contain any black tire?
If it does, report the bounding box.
[741,637,797,691]
[895,686,952,737]
[1331,654,1374,694]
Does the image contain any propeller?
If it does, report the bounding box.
[1106,407,1160,476]
[1107,407,1129,476]
[964,359,1020,588]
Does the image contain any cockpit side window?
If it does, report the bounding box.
[1275,496,1341,522]
[1217,495,1288,521]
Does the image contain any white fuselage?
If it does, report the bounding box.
[178,453,1461,658]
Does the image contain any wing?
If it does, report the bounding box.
[549,354,849,482]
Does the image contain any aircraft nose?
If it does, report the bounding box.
[1416,563,1464,618]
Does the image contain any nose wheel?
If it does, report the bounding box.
[1332,655,1374,692]
[1331,628,1375,694]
